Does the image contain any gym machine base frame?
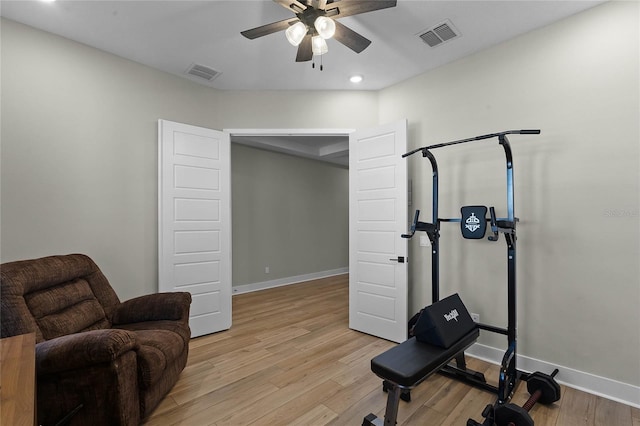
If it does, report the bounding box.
[468,369,561,426]
[363,130,540,426]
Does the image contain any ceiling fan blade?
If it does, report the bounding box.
[296,35,313,62]
[241,17,300,39]
[331,0,397,18]
[333,20,371,53]
[273,0,308,14]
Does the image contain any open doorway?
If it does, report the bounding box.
[159,121,408,341]
[226,128,353,294]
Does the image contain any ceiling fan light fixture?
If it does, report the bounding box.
[314,16,336,39]
[285,21,307,46]
[312,36,328,55]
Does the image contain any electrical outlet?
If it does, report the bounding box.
[470,313,480,323]
[265,266,270,274]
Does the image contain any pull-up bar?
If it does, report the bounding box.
[402,129,540,158]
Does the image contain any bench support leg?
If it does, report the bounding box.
[383,382,402,425]
[362,381,404,426]
[362,413,384,426]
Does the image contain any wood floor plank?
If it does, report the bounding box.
[441,387,497,425]
[248,380,339,425]
[555,386,597,426]
[216,374,335,424]
[325,387,389,426]
[337,338,395,367]
[323,371,382,414]
[143,274,635,426]
[331,356,381,388]
[187,334,261,366]
[288,404,338,426]
[633,406,640,426]
[594,395,633,426]
[169,350,282,406]
[172,366,285,425]
[269,333,374,388]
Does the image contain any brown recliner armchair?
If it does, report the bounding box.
[0,254,192,426]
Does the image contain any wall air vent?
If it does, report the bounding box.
[185,63,221,81]
[418,20,460,48]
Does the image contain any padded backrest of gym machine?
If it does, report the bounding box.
[461,205,488,239]
[413,293,476,348]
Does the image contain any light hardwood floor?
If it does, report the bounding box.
[143,275,639,425]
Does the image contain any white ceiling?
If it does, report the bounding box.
[1,0,604,165]
[1,0,604,91]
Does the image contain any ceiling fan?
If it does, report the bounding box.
[241,0,397,62]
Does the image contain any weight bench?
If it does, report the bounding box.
[363,294,479,426]
[363,329,479,425]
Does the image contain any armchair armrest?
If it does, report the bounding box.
[36,329,137,375]
[111,292,191,325]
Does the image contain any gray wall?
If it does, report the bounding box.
[231,144,348,286]
[0,18,377,301]
[379,1,639,388]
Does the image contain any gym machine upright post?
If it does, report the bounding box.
[401,130,540,405]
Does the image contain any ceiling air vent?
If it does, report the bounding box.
[185,63,221,81]
[418,20,460,48]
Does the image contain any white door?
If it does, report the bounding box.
[158,119,232,337]
[349,120,408,343]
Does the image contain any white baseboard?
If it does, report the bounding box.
[231,268,349,295]
[466,342,640,409]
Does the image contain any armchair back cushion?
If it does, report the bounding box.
[1,254,120,342]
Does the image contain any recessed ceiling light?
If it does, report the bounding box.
[350,75,363,83]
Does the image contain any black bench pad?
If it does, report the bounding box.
[371,328,479,387]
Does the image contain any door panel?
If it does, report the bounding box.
[349,120,408,343]
[159,120,231,337]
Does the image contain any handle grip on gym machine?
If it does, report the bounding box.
[402,210,421,239]
[488,207,499,242]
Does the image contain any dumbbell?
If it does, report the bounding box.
[494,369,561,426]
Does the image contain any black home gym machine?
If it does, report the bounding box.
[362,130,561,426]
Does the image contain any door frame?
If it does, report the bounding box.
[225,128,354,164]
[227,127,410,341]
[225,129,354,138]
